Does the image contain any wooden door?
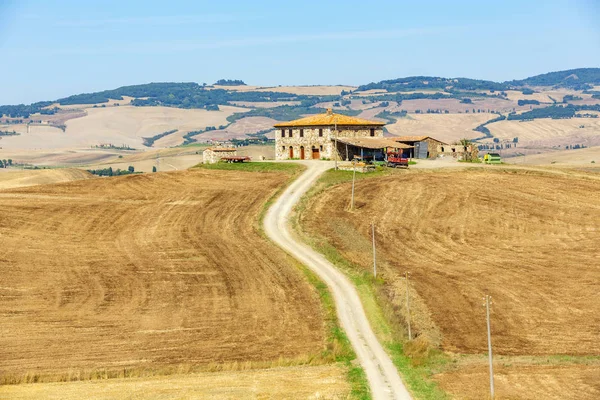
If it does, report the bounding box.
[312,148,320,159]
[289,146,293,158]
[300,146,305,159]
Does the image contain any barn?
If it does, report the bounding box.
[392,136,447,159]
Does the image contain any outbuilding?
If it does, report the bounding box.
[392,136,448,159]
[203,147,237,164]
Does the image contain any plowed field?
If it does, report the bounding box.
[303,169,600,355]
[0,168,324,382]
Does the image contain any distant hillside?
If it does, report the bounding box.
[509,68,600,90]
[357,76,510,92]
[358,68,600,93]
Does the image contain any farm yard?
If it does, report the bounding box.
[299,167,600,399]
[0,167,330,386]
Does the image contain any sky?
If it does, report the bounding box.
[0,0,599,104]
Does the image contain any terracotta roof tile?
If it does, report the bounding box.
[273,111,385,128]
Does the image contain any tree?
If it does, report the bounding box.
[108,167,113,176]
[128,166,134,173]
[152,166,157,173]
[7,159,12,166]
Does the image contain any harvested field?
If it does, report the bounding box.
[0,169,92,190]
[0,105,247,150]
[0,149,120,168]
[384,113,493,143]
[0,168,325,383]
[302,169,600,355]
[509,145,600,166]
[190,116,277,143]
[434,363,600,400]
[0,364,350,400]
[488,117,600,148]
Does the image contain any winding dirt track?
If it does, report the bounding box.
[264,161,411,400]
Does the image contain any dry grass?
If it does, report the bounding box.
[0,168,325,384]
[487,117,600,148]
[190,116,277,142]
[509,145,600,166]
[302,167,600,398]
[0,105,248,150]
[0,169,93,190]
[435,364,600,400]
[384,113,494,143]
[0,364,350,399]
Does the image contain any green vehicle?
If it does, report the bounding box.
[484,153,502,164]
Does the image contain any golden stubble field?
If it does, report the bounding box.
[301,167,600,399]
[0,105,248,150]
[384,113,494,143]
[0,168,327,385]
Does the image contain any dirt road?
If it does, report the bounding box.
[264,161,411,400]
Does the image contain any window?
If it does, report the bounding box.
[282,146,285,151]
[281,129,285,138]
[288,129,293,137]
[319,128,323,137]
[320,145,323,151]
[300,129,304,138]
[370,128,375,137]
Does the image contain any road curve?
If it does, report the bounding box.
[264,161,412,400]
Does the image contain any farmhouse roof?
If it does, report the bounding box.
[273,108,385,128]
[393,136,447,144]
[206,147,236,152]
[336,137,413,150]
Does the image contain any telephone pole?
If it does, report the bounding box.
[350,160,356,210]
[371,222,377,278]
[485,294,495,399]
[405,271,412,340]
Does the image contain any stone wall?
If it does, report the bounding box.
[435,144,479,160]
[275,126,383,160]
[203,149,237,164]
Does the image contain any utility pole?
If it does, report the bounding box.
[485,294,495,399]
[350,160,356,210]
[405,271,412,340]
[334,122,338,170]
[371,222,377,278]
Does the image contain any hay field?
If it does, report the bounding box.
[384,113,493,142]
[509,145,600,166]
[0,169,92,190]
[301,168,600,398]
[1,105,248,150]
[191,117,277,143]
[303,169,600,355]
[435,363,600,400]
[0,364,350,400]
[0,168,325,383]
[487,117,600,147]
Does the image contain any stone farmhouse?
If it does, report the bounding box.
[274,109,386,160]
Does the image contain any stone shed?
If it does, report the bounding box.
[273,108,385,160]
[203,147,237,164]
[392,136,447,159]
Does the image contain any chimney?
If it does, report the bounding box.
[326,108,333,115]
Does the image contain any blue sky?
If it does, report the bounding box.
[0,0,599,104]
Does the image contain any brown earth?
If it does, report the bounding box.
[434,363,600,400]
[0,364,350,400]
[0,168,325,383]
[302,168,600,356]
[0,169,92,190]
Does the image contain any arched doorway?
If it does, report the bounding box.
[300,146,305,159]
[289,146,294,159]
[312,146,320,159]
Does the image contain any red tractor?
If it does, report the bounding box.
[386,151,409,168]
